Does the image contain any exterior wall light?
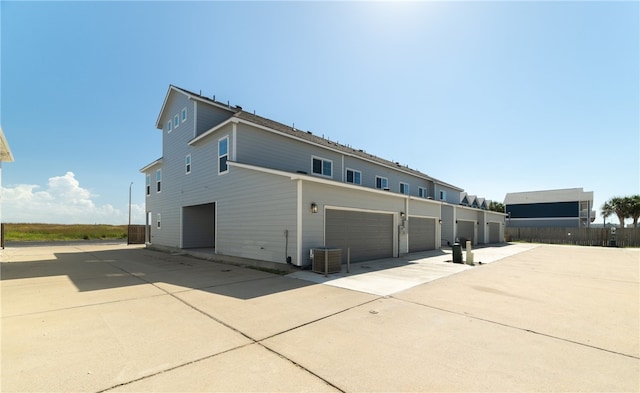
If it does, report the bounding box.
[311,203,318,213]
[438,219,443,224]
[400,212,406,219]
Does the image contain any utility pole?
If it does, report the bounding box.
[128,182,133,226]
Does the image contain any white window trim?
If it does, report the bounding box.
[156,213,161,229]
[345,168,362,185]
[156,169,162,193]
[440,190,447,201]
[218,136,229,175]
[181,107,187,123]
[400,182,409,195]
[167,120,172,133]
[418,187,427,198]
[311,156,333,178]
[375,176,389,190]
[174,114,179,129]
[146,174,151,196]
[185,154,191,174]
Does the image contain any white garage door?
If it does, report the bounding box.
[489,222,501,243]
[408,217,436,252]
[325,209,394,263]
[457,220,475,245]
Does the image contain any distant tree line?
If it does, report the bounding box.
[601,195,640,228]
[488,201,505,213]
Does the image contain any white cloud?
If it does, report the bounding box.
[1,172,145,225]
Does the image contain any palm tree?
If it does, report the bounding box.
[629,195,640,228]
[602,196,631,228]
[488,201,505,213]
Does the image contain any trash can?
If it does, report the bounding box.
[452,243,463,263]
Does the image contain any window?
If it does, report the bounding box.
[146,174,151,196]
[312,157,332,177]
[167,120,172,133]
[400,182,410,195]
[185,154,191,174]
[156,169,162,192]
[418,187,427,198]
[181,107,187,122]
[376,176,388,190]
[439,190,447,201]
[174,114,179,129]
[156,213,161,229]
[219,136,229,174]
[346,168,361,185]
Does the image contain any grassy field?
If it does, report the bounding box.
[3,223,128,242]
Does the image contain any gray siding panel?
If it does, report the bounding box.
[236,123,444,198]
[216,166,298,264]
[196,102,234,137]
[441,204,455,245]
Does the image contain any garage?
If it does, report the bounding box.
[408,217,437,252]
[325,209,394,263]
[457,220,476,245]
[488,222,501,243]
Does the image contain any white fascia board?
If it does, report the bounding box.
[155,85,235,130]
[155,86,178,129]
[434,180,464,192]
[0,127,14,162]
[509,217,576,221]
[408,195,443,206]
[234,118,458,189]
[188,118,238,146]
[139,158,163,173]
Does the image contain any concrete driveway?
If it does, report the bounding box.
[1,242,638,392]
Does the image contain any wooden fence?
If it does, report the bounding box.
[127,225,147,245]
[505,227,640,247]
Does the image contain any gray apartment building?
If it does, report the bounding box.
[141,85,506,267]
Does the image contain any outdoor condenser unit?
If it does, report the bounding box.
[311,248,342,274]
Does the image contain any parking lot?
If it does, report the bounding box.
[2,242,638,392]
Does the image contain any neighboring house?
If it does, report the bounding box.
[0,126,14,248]
[141,85,506,267]
[504,188,595,228]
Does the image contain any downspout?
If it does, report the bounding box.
[295,179,303,266]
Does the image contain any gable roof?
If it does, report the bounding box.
[163,85,463,191]
[155,85,235,129]
[0,126,14,162]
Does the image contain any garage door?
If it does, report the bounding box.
[457,220,475,245]
[325,209,394,263]
[408,217,436,252]
[488,222,501,243]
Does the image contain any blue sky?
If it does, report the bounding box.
[1,1,638,225]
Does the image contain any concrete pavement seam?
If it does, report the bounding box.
[95,342,256,393]
[257,343,346,393]
[97,251,354,391]
[0,293,169,319]
[396,297,640,360]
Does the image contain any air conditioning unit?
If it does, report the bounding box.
[312,248,342,274]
